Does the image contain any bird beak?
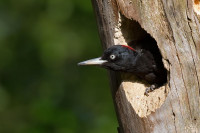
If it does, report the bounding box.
[78,57,107,66]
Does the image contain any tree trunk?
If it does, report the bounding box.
[92,0,200,132]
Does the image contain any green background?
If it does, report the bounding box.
[0,0,117,133]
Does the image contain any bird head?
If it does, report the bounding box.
[78,45,137,71]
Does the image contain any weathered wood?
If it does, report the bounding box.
[92,0,200,132]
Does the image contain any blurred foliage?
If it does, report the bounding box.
[0,0,117,133]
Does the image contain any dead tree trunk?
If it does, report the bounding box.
[92,0,200,132]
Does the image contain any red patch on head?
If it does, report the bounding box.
[122,45,136,52]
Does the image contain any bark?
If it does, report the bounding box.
[92,0,200,132]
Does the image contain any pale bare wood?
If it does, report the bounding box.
[92,0,200,132]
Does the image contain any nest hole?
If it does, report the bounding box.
[120,15,167,87]
[116,15,168,117]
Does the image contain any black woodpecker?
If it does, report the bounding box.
[78,45,167,96]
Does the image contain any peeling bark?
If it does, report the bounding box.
[92,0,200,132]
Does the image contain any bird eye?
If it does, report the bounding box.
[110,54,116,60]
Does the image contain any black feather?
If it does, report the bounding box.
[100,45,167,87]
